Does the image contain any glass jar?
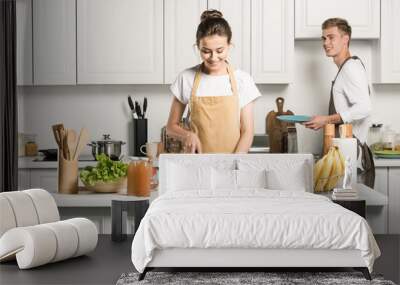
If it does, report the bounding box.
[382,126,396,151]
[21,133,38,156]
[127,160,152,197]
[395,133,400,151]
[25,141,38,156]
[367,124,383,146]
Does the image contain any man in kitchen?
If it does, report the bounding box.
[166,10,261,154]
[304,18,374,187]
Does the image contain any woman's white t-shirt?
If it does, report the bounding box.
[170,65,261,109]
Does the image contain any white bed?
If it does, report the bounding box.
[131,154,380,280]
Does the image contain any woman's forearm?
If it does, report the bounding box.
[234,129,253,153]
[166,97,192,141]
[166,123,192,141]
[234,102,255,153]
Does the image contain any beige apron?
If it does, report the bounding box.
[189,63,241,153]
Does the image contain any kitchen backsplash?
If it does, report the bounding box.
[18,42,400,155]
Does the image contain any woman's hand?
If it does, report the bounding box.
[183,132,202,153]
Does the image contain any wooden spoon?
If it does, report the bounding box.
[66,129,77,161]
[73,128,89,160]
[59,128,69,160]
[51,123,64,148]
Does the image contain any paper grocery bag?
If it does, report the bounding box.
[58,152,78,194]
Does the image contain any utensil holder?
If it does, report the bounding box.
[132,119,148,157]
[58,151,78,194]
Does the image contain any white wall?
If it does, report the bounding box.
[18,41,400,155]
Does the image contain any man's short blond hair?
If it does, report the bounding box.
[322,18,352,38]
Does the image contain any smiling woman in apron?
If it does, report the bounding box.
[166,10,261,154]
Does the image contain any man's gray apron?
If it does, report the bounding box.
[329,56,375,188]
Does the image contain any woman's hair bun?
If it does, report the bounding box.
[200,9,223,22]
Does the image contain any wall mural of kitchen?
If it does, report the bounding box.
[2,0,400,284]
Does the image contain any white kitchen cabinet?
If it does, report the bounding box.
[375,167,389,196]
[16,0,33,86]
[373,0,400,83]
[33,0,76,85]
[295,0,380,39]
[30,169,58,193]
[388,168,400,234]
[18,169,31,190]
[59,207,108,234]
[164,0,251,84]
[374,165,400,234]
[251,0,294,83]
[370,167,389,234]
[77,0,163,84]
[59,208,138,235]
[207,0,251,74]
[164,0,206,84]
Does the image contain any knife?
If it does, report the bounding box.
[143,97,147,119]
[135,101,142,119]
[128,96,138,119]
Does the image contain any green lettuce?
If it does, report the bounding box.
[80,154,128,186]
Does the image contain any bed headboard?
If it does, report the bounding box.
[158,154,314,195]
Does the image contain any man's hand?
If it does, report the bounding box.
[303,115,330,130]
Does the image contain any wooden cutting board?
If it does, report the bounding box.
[265,97,295,153]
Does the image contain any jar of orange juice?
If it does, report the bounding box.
[127,160,152,197]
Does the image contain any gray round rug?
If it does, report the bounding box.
[116,271,396,285]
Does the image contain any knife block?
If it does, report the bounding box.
[132,119,148,157]
[58,151,78,194]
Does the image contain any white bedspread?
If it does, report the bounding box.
[131,190,380,273]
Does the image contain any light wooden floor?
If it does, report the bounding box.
[0,235,398,285]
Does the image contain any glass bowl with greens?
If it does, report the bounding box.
[80,154,128,193]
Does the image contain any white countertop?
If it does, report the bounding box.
[19,156,97,169]
[18,156,158,169]
[53,184,386,208]
[316,183,388,206]
[52,189,159,207]
[374,157,400,167]
[20,156,399,168]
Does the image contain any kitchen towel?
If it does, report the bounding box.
[332,138,357,187]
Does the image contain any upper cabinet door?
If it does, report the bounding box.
[374,0,400,83]
[295,0,380,39]
[208,0,251,74]
[77,0,163,84]
[251,0,294,84]
[33,0,76,85]
[164,0,206,84]
[16,0,33,86]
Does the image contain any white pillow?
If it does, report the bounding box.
[266,162,307,191]
[212,168,237,190]
[167,162,212,191]
[236,169,267,189]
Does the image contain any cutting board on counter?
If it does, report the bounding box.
[266,97,295,153]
